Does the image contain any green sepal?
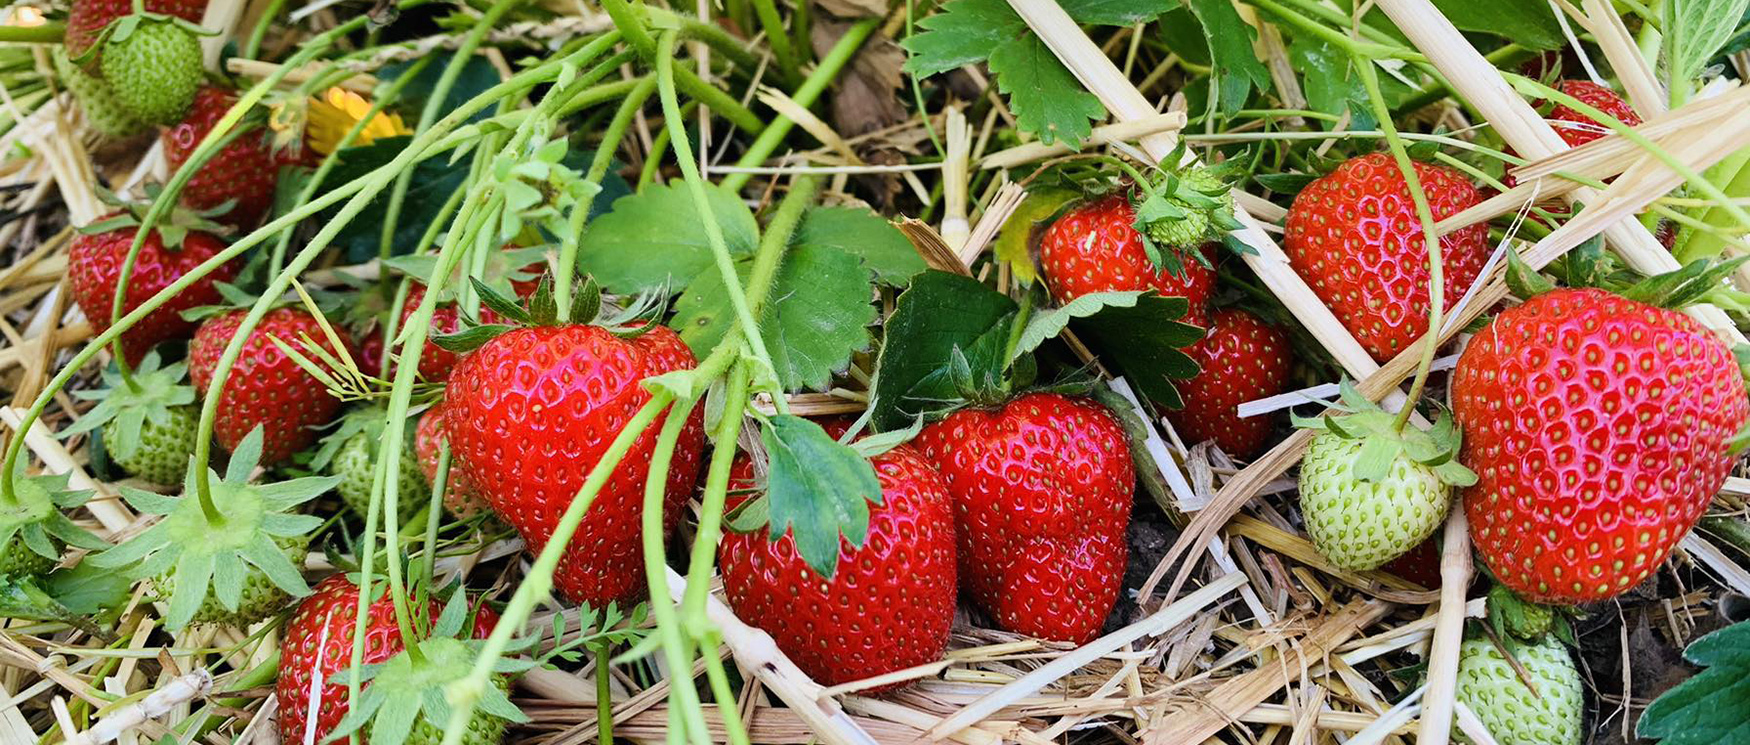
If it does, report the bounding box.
[86,427,329,629]
[321,636,527,745]
[1621,256,1750,310]
[1294,380,1475,487]
[60,352,196,463]
[1504,247,1556,299]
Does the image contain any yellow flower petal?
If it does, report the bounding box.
[304,87,412,156]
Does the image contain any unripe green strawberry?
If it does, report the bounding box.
[64,354,199,487]
[155,536,308,627]
[53,49,146,138]
[1143,167,1232,250]
[0,535,59,577]
[100,18,203,126]
[1455,636,1582,745]
[102,405,196,487]
[1293,381,1474,571]
[1299,430,1451,571]
[332,431,425,522]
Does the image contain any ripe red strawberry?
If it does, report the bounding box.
[1546,80,1640,149]
[276,575,498,744]
[1453,288,1749,603]
[1284,153,1490,362]
[65,0,205,58]
[189,307,353,465]
[719,443,957,688]
[443,324,705,607]
[1165,309,1292,458]
[68,214,235,364]
[1040,194,1216,329]
[415,401,489,518]
[163,87,299,229]
[915,392,1134,643]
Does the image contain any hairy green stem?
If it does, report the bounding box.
[378,0,528,263]
[600,0,763,133]
[751,0,802,85]
[1355,61,1443,433]
[596,645,615,743]
[722,18,879,192]
[639,396,712,745]
[559,75,660,318]
[657,31,785,404]
[243,0,290,59]
[681,361,753,625]
[0,23,63,43]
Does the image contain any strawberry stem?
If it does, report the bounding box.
[375,0,526,268]
[681,361,753,625]
[656,30,789,414]
[557,76,660,321]
[1354,60,1445,435]
[638,396,713,742]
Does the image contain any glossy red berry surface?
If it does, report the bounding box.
[1453,288,1748,603]
[719,444,957,689]
[915,392,1134,643]
[1040,194,1216,329]
[1166,309,1293,458]
[1285,153,1490,362]
[443,324,705,607]
[68,217,235,364]
[189,307,352,465]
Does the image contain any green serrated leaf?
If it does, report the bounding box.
[577,181,759,294]
[672,243,875,391]
[1068,293,1203,409]
[762,416,884,578]
[1505,248,1556,299]
[1059,0,1172,25]
[1431,0,1566,50]
[1010,291,1145,363]
[1664,0,1750,93]
[1183,0,1271,117]
[1638,619,1750,744]
[987,34,1105,147]
[900,0,1026,77]
[791,206,926,287]
[869,271,1017,431]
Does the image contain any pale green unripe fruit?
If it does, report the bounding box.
[1298,430,1452,570]
[1455,636,1583,745]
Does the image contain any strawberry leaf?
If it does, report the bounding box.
[761,415,884,579]
[1069,294,1203,409]
[1009,290,1146,363]
[1181,0,1271,117]
[1638,619,1750,744]
[790,206,926,287]
[987,35,1106,147]
[994,188,1077,286]
[1428,0,1565,50]
[869,271,1017,431]
[1662,0,1750,91]
[671,243,876,392]
[577,181,758,295]
[899,0,1026,77]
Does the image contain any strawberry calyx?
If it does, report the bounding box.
[1129,146,1247,276]
[0,463,108,569]
[86,187,234,250]
[432,274,665,354]
[59,351,196,465]
[383,244,549,306]
[320,588,528,743]
[1510,245,1750,311]
[1291,379,1477,488]
[307,404,416,473]
[84,426,334,629]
